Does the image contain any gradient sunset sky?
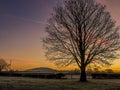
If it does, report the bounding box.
[0,0,120,71]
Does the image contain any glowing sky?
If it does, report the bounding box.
[0,0,120,71]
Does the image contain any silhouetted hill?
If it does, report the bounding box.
[24,67,58,74]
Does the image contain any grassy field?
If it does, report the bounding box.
[0,76,120,90]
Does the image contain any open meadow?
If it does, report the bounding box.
[0,76,120,90]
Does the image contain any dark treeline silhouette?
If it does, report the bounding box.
[0,71,65,79]
[91,73,120,79]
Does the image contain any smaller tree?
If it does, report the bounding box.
[0,58,10,72]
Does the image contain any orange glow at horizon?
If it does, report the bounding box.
[1,53,120,72]
[0,53,78,71]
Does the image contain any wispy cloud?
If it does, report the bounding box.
[0,13,46,25]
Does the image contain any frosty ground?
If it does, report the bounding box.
[0,76,120,90]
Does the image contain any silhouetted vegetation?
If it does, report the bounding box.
[0,71,65,79]
[43,0,120,82]
[0,59,11,72]
[91,73,120,79]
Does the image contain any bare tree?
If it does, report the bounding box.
[0,58,11,72]
[43,0,120,82]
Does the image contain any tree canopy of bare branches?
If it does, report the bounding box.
[43,0,120,82]
[0,58,11,72]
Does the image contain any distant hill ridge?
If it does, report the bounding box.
[24,67,58,74]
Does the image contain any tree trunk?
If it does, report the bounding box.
[80,66,87,82]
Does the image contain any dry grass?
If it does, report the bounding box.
[0,76,120,90]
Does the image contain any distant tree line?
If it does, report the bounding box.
[0,71,65,79]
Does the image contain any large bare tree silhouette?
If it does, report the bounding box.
[43,0,120,82]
